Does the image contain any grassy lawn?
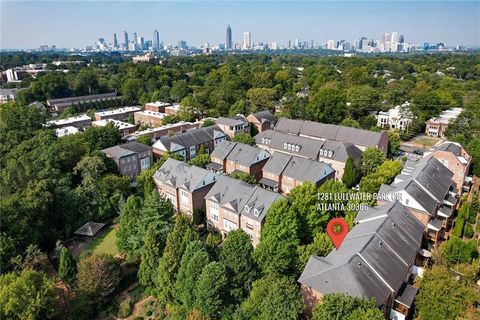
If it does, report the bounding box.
[415,137,437,148]
[80,226,118,259]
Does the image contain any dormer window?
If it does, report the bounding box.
[284,143,287,149]
[245,205,250,213]
[328,151,333,158]
[253,208,259,216]
[320,149,324,156]
[262,138,265,143]
[288,143,292,151]
[295,145,300,152]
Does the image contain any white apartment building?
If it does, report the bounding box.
[377,102,414,131]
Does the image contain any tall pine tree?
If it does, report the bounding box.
[194,262,228,318]
[342,157,358,188]
[156,215,199,304]
[219,229,258,305]
[138,225,165,289]
[116,195,143,258]
[174,240,210,308]
[58,247,76,284]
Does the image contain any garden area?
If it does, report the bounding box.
[79,226,119,260]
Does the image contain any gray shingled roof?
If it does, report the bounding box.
[299,202,424,307]
[395,283,418,308]
[275,118,386,148]
[74,222,106,237]
[211,141,270,166]
[216,116,247,127]
[121,141,152,153]
[251,110,275,124]
[379,157,454,215]
[154,158,218,192]
[157,125,225,151]
[102,145,137,160]
[262,153,334,184]
[255,130,362,164]
[434,142,462,156]
[204,175,282,222]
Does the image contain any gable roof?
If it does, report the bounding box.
[379,157,454,215]
[434,141,462,156]
[275,118,386,149]
[205,175,282,222]
[153,125,225,151]
[102,145,137,160]
[121,141,152,153]
[153,158,218,192]
[255,130,362,164]
[299,202,424,307]
[211,141,270,166]
[250,110,275,124]
[262,153,334,184]
[216,115,248,127]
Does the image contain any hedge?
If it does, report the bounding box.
[452,217,465,238]
[464,223,474,238]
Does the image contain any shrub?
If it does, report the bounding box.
[452,217,465,237]
[117,299,133,318]
[66,293,94,320]
[193,208,206,225]
[464,223,474,238]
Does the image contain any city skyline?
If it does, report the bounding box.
[1,1,479,49]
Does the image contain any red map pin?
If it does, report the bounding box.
[327,218,349,249]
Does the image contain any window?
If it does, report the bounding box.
[210,202,219,221]
[181,190,189,208]
[284,143,287,149]
[190,146,196,159]
[140,157,151,170]
[224,219,237,232]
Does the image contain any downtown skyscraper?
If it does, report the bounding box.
[242,32,251,50]
[123,31,129,50]
[113,33,118,49]
[226,25,232,50]
[153,29,160,51]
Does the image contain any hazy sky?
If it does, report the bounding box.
[1,1,479,49]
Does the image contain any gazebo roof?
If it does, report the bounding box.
[74,222,106,237]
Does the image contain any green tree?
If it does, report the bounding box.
[201,119,216,127]
[76,253,121,304]
[230,171,257,185]
[0,269,57,320]
[341,118,360,128]
[189,154,210,168]
[255,199,301,276]
[232,132,255,146]
[312,293,383,320]
[437,237,478,265]
[170,80,192,102]
[342,157,359,188]
[415,265,479,320]
[194,262,228,318]
[306,88,347,124]
[157,215,199,304]
[297,232,333,270]
[116,195,143,257]
[236,275,304,320]
[220,229,258,304]
[174,240,210,308]
[122,78,144,104]
[58,247,76,284]
[136,135,152,146]
[83,123,121,151]
[139,224,165,289]
[387,130,401,155]
[361,147,386,176]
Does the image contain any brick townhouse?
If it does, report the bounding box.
[207,141,270,180]
[153,158,218,216]
[247,110,275,133]
[205,175,283,247]
[102,141,153,181]
[255,130,362,180]
[152,125,227,161]
[215,115,250,139]
[260,152,335,195]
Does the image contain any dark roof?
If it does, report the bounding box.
[255,130,362,164]
[259,177,279,188]
[121,141,152,153]
[205,175,283,222]
[216,116,247,127]
[47,92,117,106]
[299,202,424,307]
[153,158,218,192]
[275,118,386,149]
[156,125,225,151]
[102,145,137,160]
[434,142,462,156]
[211,141,270,166]
[206,162,223,171]
[74,222,105,236]
[251,110,275,124]
[395,283,418,308]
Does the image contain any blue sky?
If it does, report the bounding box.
[1,1,478,49]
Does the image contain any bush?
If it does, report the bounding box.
[464,223,474,238]
[117,299,133,318]
[452,217,465,237]
[66,293,94,320]
[476,218,480,233]
[193,208,206,225]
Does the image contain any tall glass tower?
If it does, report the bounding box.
[226,25,232,50]
[153,29,160,51]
